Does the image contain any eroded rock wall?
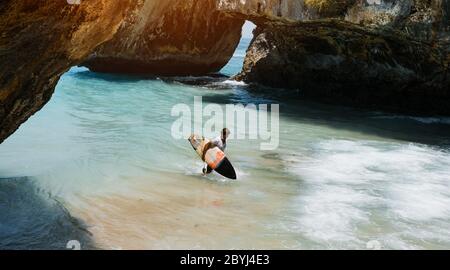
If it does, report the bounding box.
[82,0,245,76]
[346,0,450,43]
[230,1,450,114]
[219,0,449,40]
[85,1,449,77]
[217,0,356,20]
[236,20,450,114]
[82,0,361,76]
[0,0,135,143]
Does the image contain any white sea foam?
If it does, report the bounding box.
[222,79,247,86]
[372,115,450,125]
[285,139,450,249]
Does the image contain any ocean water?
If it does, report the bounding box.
[1,37,450,249]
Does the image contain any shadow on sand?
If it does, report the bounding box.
[0,177,96,250]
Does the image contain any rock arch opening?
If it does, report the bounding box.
[220,20,257,77]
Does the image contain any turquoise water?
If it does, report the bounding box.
[1,37,450,249]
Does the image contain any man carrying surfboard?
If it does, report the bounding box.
[188,129,236,179]
[202,128,230,175]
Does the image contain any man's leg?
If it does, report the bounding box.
[202,164,213,175]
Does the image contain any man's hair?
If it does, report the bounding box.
[222,128,230,139]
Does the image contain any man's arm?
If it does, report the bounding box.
[202,138,221,161]
[201,142,213,162]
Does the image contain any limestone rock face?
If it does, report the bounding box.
[82,0,362,76]
[236,20,450,114]
[346,0,450,43]
[216,0,311,20]
[232,1,450,114]
[84,1,449,77]
[219,0,449,42]
[217,0,355,20]
[0,0,135,143]
[345,0,414,27]
[82,0,245,76]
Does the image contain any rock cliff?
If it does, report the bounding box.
[84,1,449,77]
[235,19,449,114]
[233,0,450,114]
[0,0,135,143]
[82,0,245,75]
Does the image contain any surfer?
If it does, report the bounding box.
[202,128,230,175]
